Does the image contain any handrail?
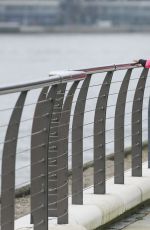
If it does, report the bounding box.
[79,62,139,74]
[0,63,139,95]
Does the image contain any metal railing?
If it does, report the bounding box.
[0,62,149,230]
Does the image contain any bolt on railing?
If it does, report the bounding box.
[0,63,149,230]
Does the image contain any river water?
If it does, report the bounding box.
[0,33,150,187]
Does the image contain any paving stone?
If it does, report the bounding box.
[134,213,146,219]
[142,213,150,221]
[107,222,130,229]
[122,217,137,223]
[142,206,150,212]
[106,203,150,229]
[123,220,150,229]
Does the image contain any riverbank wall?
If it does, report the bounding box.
[1,25,150,34]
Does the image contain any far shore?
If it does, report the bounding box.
[1,25,150,34]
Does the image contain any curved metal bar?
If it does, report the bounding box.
[0,63,138,96]
[0,72,85,96]
[1,91,27,230]
[48,83,67,217]
[132,68,149,177]
[72,76,91,204]
[57,81,79,224]
[31,86,57,230]
[94,72,113,194]
[148,97,150,168]
[114,69,132,184]
[80,62,137,74]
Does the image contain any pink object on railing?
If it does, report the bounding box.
[146,59,150,68]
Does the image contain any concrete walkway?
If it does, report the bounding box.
[124,215,150,230]
[107,204,150,230]
[123,209,150,230]
[124,216,150,230]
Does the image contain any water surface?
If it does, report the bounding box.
[0,33,149,187]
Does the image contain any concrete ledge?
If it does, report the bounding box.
[106,180,142,211]
[16,224,86,230]
[48,224,87,230]
[84,194,124,225]
[15,215,87,230]
[15,162,150,230]
[125,162,150,202]
[69,205,102,230]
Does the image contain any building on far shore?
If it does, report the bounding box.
[0,0,150,32]
[0,0,61,28]
[82,0,150,28]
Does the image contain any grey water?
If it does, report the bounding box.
[0,33,150,188]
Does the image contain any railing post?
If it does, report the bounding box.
[94,72,113,194]
[48,83,67,217]
[72,76,91,204]
[1,91,27,230]
[114,69,132,184]
[31,86,57,230]
[132,68,149,177]
[57,81,79,224]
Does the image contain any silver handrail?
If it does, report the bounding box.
[0,63,139,95]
